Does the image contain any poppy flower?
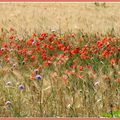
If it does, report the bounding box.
[96,40,102,49]
[57,60,63,65]
[41,32,47,37]
[110,58,116,65]
[31,55,36,60]
[41,53,47,60]
[38,36,44,41]
[32,33,37,37]
[0,50,3,55]
[2,43,8,48]
[43,61,51,66]
[9,35,14,40]
[86,65,91,70]
[101,37,107,44]
[80,66,83,71]
[70,64,77,69]
[118,48,120,52]
[48,34,55,42]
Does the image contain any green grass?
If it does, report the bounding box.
[101,110,120,118]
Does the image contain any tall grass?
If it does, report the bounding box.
[0,27,119,117]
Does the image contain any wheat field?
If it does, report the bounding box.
[0,3,120,34]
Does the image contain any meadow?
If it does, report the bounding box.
[0,3,120,117]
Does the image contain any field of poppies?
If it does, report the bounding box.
[0,3,120,118]
[0,27,119,117]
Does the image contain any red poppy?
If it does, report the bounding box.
[42,43,47,48]
[47,45,54,50]
[96,40,102,49]
[57,44,63,50]
[101,50,109,59]
[32,33,37,37]
[41,53,47,60]
[57,60,63,65]
[26,38,34,46]
[38,36,44,41]
[110,58,115,65]
[9,35,14,40]
[71,64,77,69]
[35,47,41,51]
[35,42,40,46]
[41,32,47,37]
[57,37,61,41]
[31,55,36,60]
[2,43,8,48]
[101,37,107,44]
[118,59,120,64]
[38,65,42,70]
[71,33,75,37]
[86,65,91,70]
[43,61,51,66]
[48,34,56,42]
[80,66,83,71]
[0,50,3,55]
[118,48,120,52]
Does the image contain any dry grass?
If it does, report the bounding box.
[0,3,120,34]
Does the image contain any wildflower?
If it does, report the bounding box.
[41,53,47,60]
[35,75,42,80]
[47,45,54,50]
[35,41,40,46]
[12,63,17,68]
[57,44,63,50]
[57,37,61,41]
[1,48,5,51]
[101,50,109,59]
[18,84,25,90]
[116,79,120,83]
[57,60,63,65]
[9,35,14,40]
[31,55,36,60]
[48,34,55,42]
[41,32,47,37]
[2,43,8,48]
[5,81,12,87]
[34,69,39,75]
[32,33,37,37]
[110,58,116,65]
[79,66,83,71]
[38,65,42,70]
[32,41,36,45]
[86,65,91,70]
[76,73,83,79]
[101,37,107,44]
[0,50,3,55]
[96,40,102,49]
[70,50,76,56]
[26,38,34,46]
[118,48,120,52]
[5,101,11,106]
[43,61,51,66]
[70,64,77,69]
[118,59,120,64]
[71,33,75,37]
[38,36,44,41]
